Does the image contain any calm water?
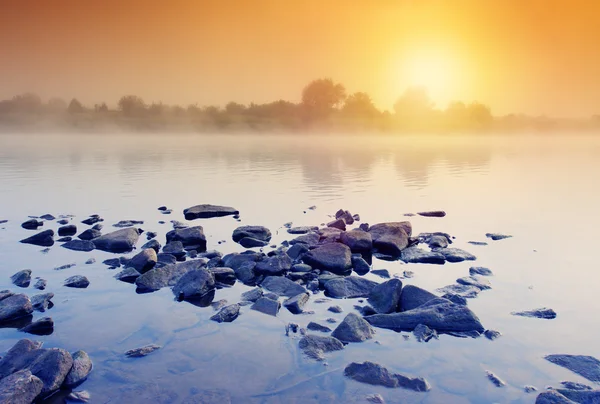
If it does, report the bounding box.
[0,133,599,403]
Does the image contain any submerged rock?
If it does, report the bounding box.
[183,204,239,220]
[469,266,493,276]
[172,269,215,301]
[332,313,375,343]
[413,324,438,342]
[33,278,47,290]
[20,317,54,335]
[324,276,378,298]
[250,297,280,316]
[20,229,54,247]
[545,354,600,382]
[62,239,95,252]
[344,362,430,391]
[0,369,43,403]
[113,220,143,228]
[93,228,140,253]
[368,279,403,314]
[261,276,306,297]
[64,275,89,288]
[486,370,506,387]
[486,233,512,241]
[302,243,352,274]
[368,222,412,256]
[210,304,241,323]
[400,247,445,264]
[255,255,292,276]
[484,330,502,340]
[436,283,481,298]
[298,334,344,361]
[67,390,91,402]
[0,294,33,322]
[11,269,32,288]
[435,248,476,263]
[166,226,207,251]
[512,308,557,319]
[125,344,161,358]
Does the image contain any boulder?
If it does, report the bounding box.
[485,233,512,241]
[436,284,481,298]
[535,390,577,404]
[544,355,600,382]
[210,304,240,323]
[417,211,446,218]
[77,229,101,241]
[469,267,493,276]
[298,334,344,361]
[141,239,161,253]
[340,230,372,253]
[512,308,557,319]
[302,243,352,274]
[400,247,445,264]
[287,226,318,234]
[261,276,306,297]
[20,317,54,335]
[31,293,54,312]
[20,230,54,247]
[162,241,186,260]
[0,290,14,301]
[286,243,310,259]
[92,228,140,253]
[365,298,485,333]
[368,222,411,256]
[21,219,43,230]
[255,255,292,276]
[327,219,346,231]
[241,288,263,302]
[368,279,403,314]
[113,220,143,228]
[238,237,268,248]
[307,322,332,332]
[428,235,449,249]
[183,204,239,220]
[58,225,77,237]
[0,369,43,403]
[290,232,320,247]
[250,297,280,316]
[324,276,378,299]
[399,285,437,312]
[166,226,207,251]
[27,348,74,395]
[436,248,476,263]
[332,313,374,343]
[64,276,89,288]
[11,269,32,288]
[128,248,158,274]
[0,294,33,322]
[232,226,271,243]
[344,362,430,391]
[283,292,310,314]
[171,269,215,301]
[114,268,141,283]
[62,240,95,252]
[208,267,236,286]
[351,255,370,275]
[486,370,506,387]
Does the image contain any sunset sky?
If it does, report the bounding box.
[1,0,599,117]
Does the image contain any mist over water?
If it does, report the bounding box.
[1,133,599,403]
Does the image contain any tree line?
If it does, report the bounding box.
[0,79,597,133]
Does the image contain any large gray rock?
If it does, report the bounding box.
[365,298,485,333]
[302,243,352,274]
[128,248,157,273]
[436,248,476,263]
[368,279,403,314]
[125,344,161,358]
[400,247,445,265]
[332,313,374,343]
[535,390,577,404]
[31,293,54,312]
[0,339,43,379]
[545,355,600,382]
[298,334,344,361]
[135,259,207,292]
[208,267,236,286]
[20,230,54,247]
[240,287,263,302]
[344,362,430,391]
[27,348,74,395]
[19,317,54,336]
[11,270,32,288]
[58,225,77,237]
[166,226,207,251]
[183,204,239,220]
[255,255,292,276]
[368,222,411,256]
[399,285,437,312]
[340,230,373,253]
[0,369,43,403]
[114,267,141,283]
[172,269,215,301]
[64,275,89,288]
[210,304,240,323]
[289,232,320,247]
[77,229,101,241]
[324,276,378,298]
[261,276,306,297]
[92,228,140,253]
[0,294,33,322]
[162,241,186,260]
[62,239,95,252]
[64,350,92,387]
[250,297,280,316]
[283,293,310,314]
[232,226,271,243]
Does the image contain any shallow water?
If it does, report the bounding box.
[0,133,599,403]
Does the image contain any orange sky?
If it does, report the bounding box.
[1,0,599,117]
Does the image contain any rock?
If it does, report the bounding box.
[24,348,74,395]
[302,243,352,274]
[327,218,346,231]
[328,305,343,313]
[371,269,390,279]
[307,322,332,332]
[545,354,600,382]
[251,297,280,316]
[560,381,592,390]
[512,308,557,319]
[85,258,96,265]
[113,220,143,228]
[486,233,512,241]
[163,241,186,260]
[210,304,240,323]
[171,220,188,229]
[11,269,32,288]
[365,393,385,403]
[114,267,141,283]
[413,324,438,342]
[436,283,481,298]
[58,225,77,237]
[344,362,430,391]
[400,247,445,264]
[140,240,160,253]
[210,299,228,311]
[456,276,491,290]
[468,241,488,246]
[156,253,177,266]
[234,261,257,284]
[352,256,371,275]
[368,222,411,256]
[166,226,207,251]
[324,276,378,298]
[67,390,91,402]
[0,294,33,322]
[128,248,158,273]
[368,279,403,314]
[435,248,476,263]
[64,276,89,288]
[298,334,344,361]
[332,313,374,343]
[255,255,292,276]
[20,317,54,335]
[428,235,449,249]
[183,204,239,220]
[418,211,446,217]
[319,227,344,242]
[91,223,103,231]
[486,370,506,387]
[125,344,161,358]
[62,239,95,252]
[31,293,54,312]
[81,215,102,225]
[21,219,43,230]
[77,229,101,240]
[39,214,55,221]
[261,276,306,297]
[20,230,54,247]
[103,258,121,268]
[92,228,140,253]
[286,244,310,260]
[535,390,576,404]
[172,269,215,301]
[233,226,271,243]
[290,232,320,247]
[238,237,267,248]
[399,285,437,312]
[206,267,235,287]
[284,293,310,314]
[0,369,44,403]
[241,287,263,302]
[57,237,72,242]
[33,279,47,290]
[525,385,538,393]
[469,266,493,276]
[288,226,318,234]
[366,298,485,333]
[54,263,76,271]
[442,293,467,306]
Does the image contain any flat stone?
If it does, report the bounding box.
[172,269,215,301]
[368,279,403,314]
[166,226,207,251]
[19,317,54,335]
[457,276,491,290]
[210,304,240,323]
[535,390,577,403]
[400,247,445,264]
[20,230,54,247]
[62,239,95,252]
[21,219,43,230]
[125,344,161,358]
[283,292,310,314]
[0,294,33,322]
[417,211,446,217]
[413,323,438,342]
[183,204,239,220]
[307,322,332,332]
[92,228,140,253]
[469,267,493,276]
[435,248,476,263]
[485,233,512,241]
[332,313,374,343]
[11,269,32,288]
[64,275,89,288]
[368,222,412,256]
[261,276,306,297]
[486,370,506,387]
[302,243,352,274]
[298,334,344,361]
[233,226,271,243]
[512,308,557,319]
[545,355,600,382]
[344,362,430,391]
[0,369,43,403]
[287,226,318,234]
[142,239,161,253]
[324,276,378,298]
[114,267,141,283]
[371,269,390,279]
[250,297,280,316]
[400,285,437,312]
[468,241,488,246]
